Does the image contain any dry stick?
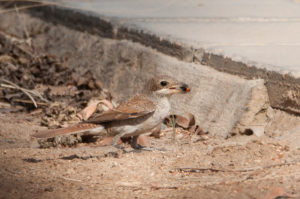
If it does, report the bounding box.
[2,81,49,103]
[0,3,49,14]
[13,99,48,106]
[0,0,89,15]
[0,29,26,44]
[14,4,31,46]
[175,160,300,173]
[171,115,176,142]
[60,176,82,182]
[0,0,61,14]
[1,83,37,107]
[0,79,49,108]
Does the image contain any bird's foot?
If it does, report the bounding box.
[132,144,166,152]
[113,143,127,153]
[139,147,165,151]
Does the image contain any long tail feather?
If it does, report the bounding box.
[32,123,104,138]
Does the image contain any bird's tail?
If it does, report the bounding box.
[32,123,104,138]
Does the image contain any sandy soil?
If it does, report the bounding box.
[1,112,300,199]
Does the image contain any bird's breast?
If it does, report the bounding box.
[153,97,171,121]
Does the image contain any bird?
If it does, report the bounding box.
[32,75,190,150]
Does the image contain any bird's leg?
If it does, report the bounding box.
[131,135,165,151]
[112,133,126,150]
[131,135,143,149]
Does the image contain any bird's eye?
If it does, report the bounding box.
[160,81,168,86]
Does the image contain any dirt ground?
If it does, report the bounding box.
[1,3,300,199]
[1,112,300,199]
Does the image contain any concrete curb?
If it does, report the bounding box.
[26,4,300,115]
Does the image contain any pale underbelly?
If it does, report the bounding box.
[110,112,168,137]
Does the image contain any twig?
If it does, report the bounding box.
[14,4,31,46]
[0,3,46,14]
[0,79,49,108]
[0,0,56,14]
[0,0,89,15]
[176,167,232,173]
[60,176,82,182]
[151,186,178,190]
[175,161,300,173]
[1,83,37,107]
[13,99,48,106]
[171,115,176,142]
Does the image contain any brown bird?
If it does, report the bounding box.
[32,75,190,150]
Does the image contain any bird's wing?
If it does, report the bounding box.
[86,95,156,124]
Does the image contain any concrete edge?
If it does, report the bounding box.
[8,2,300,114]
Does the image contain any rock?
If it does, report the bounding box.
[232,80,270,137]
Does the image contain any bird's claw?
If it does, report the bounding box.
[133,145,166,152]
[113,143,127,153]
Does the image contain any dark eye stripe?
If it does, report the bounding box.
[160,81,168,86]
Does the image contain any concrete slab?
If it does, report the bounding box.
[32,0,300,114]
[61,0,300,77]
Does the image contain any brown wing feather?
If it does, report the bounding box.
[86,95,156,124]
[32,123,101,138]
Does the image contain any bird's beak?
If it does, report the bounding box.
[169,83,190,94]
[180,83,190,93]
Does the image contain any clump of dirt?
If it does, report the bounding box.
[0,28,111,113]
[0,27,113,148]
[0,34,110,103]
[0,31,71,87]
[37,134,83,148]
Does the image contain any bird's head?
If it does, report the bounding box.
[144,75,190,97]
